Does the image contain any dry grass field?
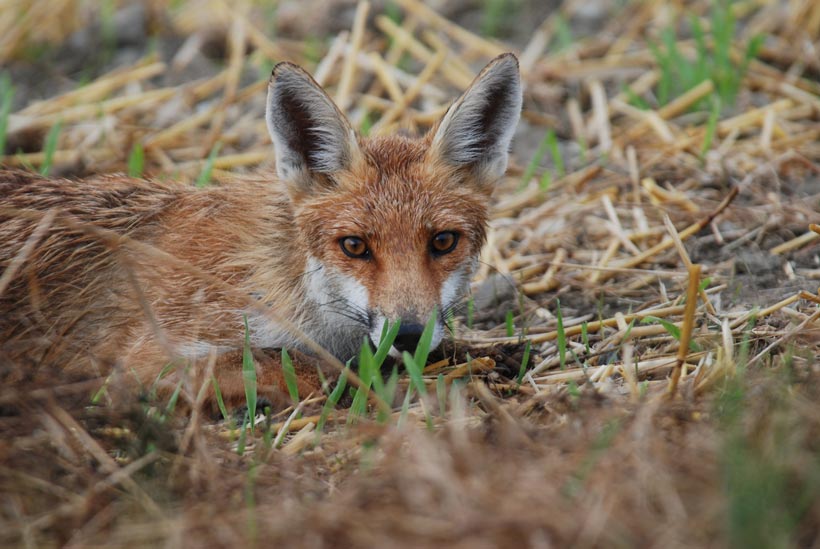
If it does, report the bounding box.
[1,0,819,547]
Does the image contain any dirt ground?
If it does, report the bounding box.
[1,0,820,547]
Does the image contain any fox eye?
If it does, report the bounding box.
[431,231,459,256]
[340,236,370,259]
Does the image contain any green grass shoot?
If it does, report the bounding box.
[701,96,721,159]
[40,120,62,176]
[516,340,532,385]
[348,339,376,422]
[552,14,573,52]
[196,142,221,187]
[640,315,700,351]
[242,315,257,433]
[436,373,446,415]
[648,0,764,110]
[281,348,299,405]
[244,464,258,545]
[0,73,14,157]
[505,310,515,337]
[317,367,348,433]
[556,299,566,370]
[211,375,230,422]
[581,321,590,354]
[127,142,144,177]
[481,0,513,38]
[520,129,552,188]
[402,353,427,398]
[546,129,564,177]
[164,379,183,416]
[359,111,373,136]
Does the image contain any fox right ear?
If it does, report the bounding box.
[430,53,522,187]
[266,63,359,189]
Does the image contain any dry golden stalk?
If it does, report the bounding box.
[375,16,473,90]
[729,293,803,330]
[799,291,820,305]
[336,0,370,111]
[663,214,717,315]
[368,52,405,103]
[281,423,317,456]
[667,263,701,398]
[463,305,686,346]
[395,0,505,58]
[20,59,166,117]
[201,15,247,155]
[770,231,820,255]
[588,79,612,153]
[46,405,163,517]
[443,357,495,386]
[314,32,349,87]
[372,45,446,132]
[588,238,621,284]
[522,248,567,295]
[594,186,738,284]
[641,178,699,212]
[612,99,675,143]
[718,98,792,136]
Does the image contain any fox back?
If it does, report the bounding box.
[0,54,521,386]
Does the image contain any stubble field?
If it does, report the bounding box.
[1,0,820,547]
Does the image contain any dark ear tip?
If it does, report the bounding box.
[496,52,519,64]
[270,61,306,83]
[490,52,520,72]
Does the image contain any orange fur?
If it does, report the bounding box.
[0,54,522,409]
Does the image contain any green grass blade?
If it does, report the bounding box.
[436,373,446,415]
[0,73,14,158]
[402,351,428,398]
[701,93,721,158]
[520,129,552,188]
[40,120,62,176]
[211,374,229,421]
[242,315,257,432]
[413,309,437,369]
[556,299,566,370]
[317,368,348,433]
[516,340,532,385]
[127,142,144,177]
[281,348,299,405]
[546,129,564,177]
[505,310,515,337]
[196,142,221,187]
[373,319,401,368]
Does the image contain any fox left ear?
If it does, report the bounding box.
[266,62,360,191]
[430,53,522,187]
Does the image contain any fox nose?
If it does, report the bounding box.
[392,323,425,354]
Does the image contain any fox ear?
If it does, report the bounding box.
[430,53,522,186]
[266,62,359,188]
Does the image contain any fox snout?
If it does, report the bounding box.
[370,312,443,358]
[392,323,426,354]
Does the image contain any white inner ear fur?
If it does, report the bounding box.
[432,54,522,183]
[266,64,359,183]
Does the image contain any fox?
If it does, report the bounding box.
[0,53,522,408]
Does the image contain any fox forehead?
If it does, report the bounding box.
[293,134,490,250]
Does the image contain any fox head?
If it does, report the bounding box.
[266,54,522,358]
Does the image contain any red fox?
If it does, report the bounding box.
[0,54,522,406]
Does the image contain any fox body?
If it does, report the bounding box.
[0,54,522,400]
